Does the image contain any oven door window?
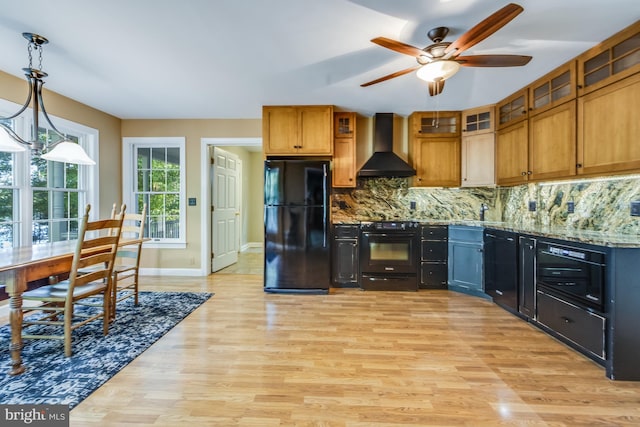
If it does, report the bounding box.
[360,233,418,274]
[370,242,410,261]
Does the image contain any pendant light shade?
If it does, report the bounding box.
[0,32,95,165]
[41,141,96,165]
[0,128,28,152]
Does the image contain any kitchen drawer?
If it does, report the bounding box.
[421,240,448,261]
[361,274,418,291]
[421,225,448,240]
[420,262,447,289]
[333,224,359,238]
[537,291,606,360]
[448,225,483,243]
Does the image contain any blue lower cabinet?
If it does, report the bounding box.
[448,226,488,299]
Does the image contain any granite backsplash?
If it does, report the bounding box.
[331,174,640,236]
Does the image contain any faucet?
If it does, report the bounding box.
[480,203,489,221]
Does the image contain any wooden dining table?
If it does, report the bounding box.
[0,238,145,376]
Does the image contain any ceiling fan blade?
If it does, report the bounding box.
[445,3,524,56]
[360,66,421,87]
[457,54,532,67]
[371,37,425,58]
[428,80,445,96]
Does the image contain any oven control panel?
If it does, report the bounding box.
[360,221,419,231]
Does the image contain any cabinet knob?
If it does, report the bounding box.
[521,172,527,176]
[576,163,583,168]
[527,171,532,175]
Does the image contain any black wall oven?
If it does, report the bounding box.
[537,241,606,312]
[359,221,419,291]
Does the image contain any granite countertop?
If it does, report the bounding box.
[332,218,640,248]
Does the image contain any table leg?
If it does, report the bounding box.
[8,293,25,375]
[2,270,26,376]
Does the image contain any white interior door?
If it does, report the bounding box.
[211,147,240,272]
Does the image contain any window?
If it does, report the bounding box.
[0,147,18,249]
[123,137,186,247]
[0,99,98,248]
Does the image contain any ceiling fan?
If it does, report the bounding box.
[361,3,532,96]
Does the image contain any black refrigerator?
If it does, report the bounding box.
[264,159,330,293]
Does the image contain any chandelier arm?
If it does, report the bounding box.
[0,122,30,146]
[0,77,35,121]
[36,80,69,144]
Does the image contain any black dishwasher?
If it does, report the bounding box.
[484,229,518,313]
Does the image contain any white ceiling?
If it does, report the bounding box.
[0,0,638,120]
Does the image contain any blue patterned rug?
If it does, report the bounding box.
[0,291,212,409]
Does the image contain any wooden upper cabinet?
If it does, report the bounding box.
[578,72,640,176]
[529,101,577,181]
[497,89,528,130]
[412,137,461,187]
[462,105,495,135]
[496,120,529,186]
[332,112,357,188]
[461,105,495,187]
[409,112,461,187]
[334,111,355,139]
[462,132,495,187]
[411,111,461,137]
[578,20,640,96]
[529,61,577,116]
[262,105,333,156]
[263,106,297,154]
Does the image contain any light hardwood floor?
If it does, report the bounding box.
[11,250,640,426]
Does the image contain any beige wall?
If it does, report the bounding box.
[248,151,265,244]
[0,70,122,219]
[121,119,262,271]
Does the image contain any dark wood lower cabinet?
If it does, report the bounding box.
[537,290,606,361]
[420,225,448,289]
[484,229,517,313]
[518,236,536,319]
[331,224,359,287]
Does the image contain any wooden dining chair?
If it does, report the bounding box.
[21,204,125,357]
[109,202,147,319]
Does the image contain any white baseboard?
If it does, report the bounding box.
[241,242,263,251]
[138,267,206,277]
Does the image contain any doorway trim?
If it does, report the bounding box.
[200,137,261,275]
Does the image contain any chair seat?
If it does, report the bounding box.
[24,281,108,300]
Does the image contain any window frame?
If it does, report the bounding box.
[122,137,186,248]
[0,98,99,248]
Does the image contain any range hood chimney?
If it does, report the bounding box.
[358,113,416,178]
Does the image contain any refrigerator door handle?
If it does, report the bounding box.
[323,162,328,248]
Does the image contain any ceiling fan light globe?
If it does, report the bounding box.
[416,60,460,82]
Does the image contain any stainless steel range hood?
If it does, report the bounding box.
[358,113,416,178]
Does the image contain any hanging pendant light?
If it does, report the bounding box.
[0,32,96,165]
